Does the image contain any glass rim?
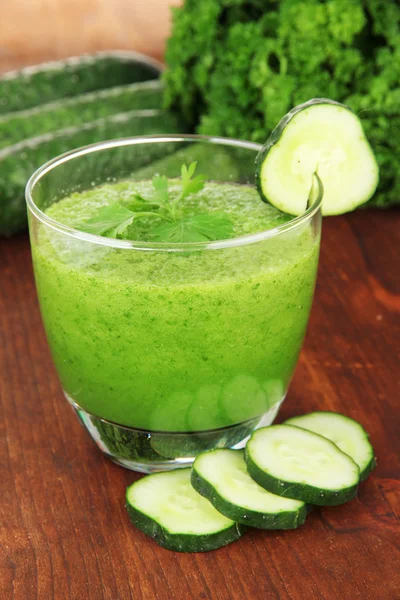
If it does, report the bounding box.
[25,134,323,252]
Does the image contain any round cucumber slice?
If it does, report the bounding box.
[220,374,269,424]
[284,412,376,481]
[245,425,360,506]
[192,449,307,529]
[126,468,244,552]
[255,98,379,216]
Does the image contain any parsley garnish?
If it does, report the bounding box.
[79,204,134,237]
[149,212,234,243]
[77,162,233,243]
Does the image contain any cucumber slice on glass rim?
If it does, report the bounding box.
[284,412,376,481]
[255,98,379,216]
[126,468,244,552]
[245,425,360,506]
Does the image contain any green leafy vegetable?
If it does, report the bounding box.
[150,212,234,243]
[124,194,159,212]
[180,162,206,200]
[77,161,233,242]
[79,203,135,237]
[169,162,206,220]
[151,174,170,207]
[164,0,400,209]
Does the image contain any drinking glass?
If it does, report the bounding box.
[26,135,322,472]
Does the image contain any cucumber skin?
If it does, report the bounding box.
[125,486,245,553]
[0,81,163,149]
[191,466,307,530]
[284,412,377,482]
[245,447,360,507]
[0,51,163,114]
[255,98,366,213]
[359,456,377,482]
[0,110,186,236]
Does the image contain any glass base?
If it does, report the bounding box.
[69,397,283,473]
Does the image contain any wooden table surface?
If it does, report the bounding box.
[1,209,399,600]
[0,0,180,72]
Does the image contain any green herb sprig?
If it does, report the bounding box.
[78,162,233,243]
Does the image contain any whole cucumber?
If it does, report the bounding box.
[0,81,163,149]
[0,109,186,236]
[0,51,163,114]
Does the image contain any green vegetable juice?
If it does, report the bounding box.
[32,180,319,432]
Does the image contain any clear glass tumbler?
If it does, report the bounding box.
[26,135,322,472]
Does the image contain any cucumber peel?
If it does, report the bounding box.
[245,424,360,506]
[0,51,162,114]
[284,412,376,481]
[126,468,244,552]
[192,449,307,529]
[255,98,379,216]
[0,80,163,149]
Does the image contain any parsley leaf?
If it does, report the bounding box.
[78,203,135,237]
[150,212,234,243]
[180,162,206,200]
[77,162,232,243]
[124,193,158,211]
[152,174,169,206]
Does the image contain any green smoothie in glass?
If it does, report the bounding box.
[27,136,322,471]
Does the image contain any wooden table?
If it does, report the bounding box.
[0,0,180,72]
[1,209,399,600]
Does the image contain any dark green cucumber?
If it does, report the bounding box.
[0,80,163,148]
[245,425,360,506]
[0,109,186,236]
[192,449,307,530]
[126,469,244,552]
[284,412,376,481]
[0,51,162,114]
[255,98,379,216]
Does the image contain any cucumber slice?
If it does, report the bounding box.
[255,98,379,216]
[245,425,360,506]
[126,469,244,552]
[192,449,307,529]
[221,374,270,425]
[284,412,376,481]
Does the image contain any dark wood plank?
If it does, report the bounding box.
[1,210,399,600]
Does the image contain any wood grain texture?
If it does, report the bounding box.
[0,0,181,72]
[1,209,399,600]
